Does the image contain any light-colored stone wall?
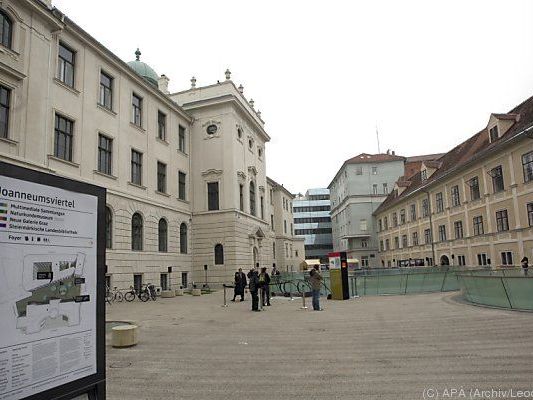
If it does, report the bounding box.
[0,0,300,290]
[376,138,533,268]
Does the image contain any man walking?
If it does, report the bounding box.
[309,264,323,311]
[259,267,271,306]
[248,269,260,312]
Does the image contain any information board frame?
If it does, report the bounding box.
[0,161,106,400]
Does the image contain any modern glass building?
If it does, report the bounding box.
[293,188,333,263]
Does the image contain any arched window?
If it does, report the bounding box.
[249,181,256,216]
[214,244,224,265]
[105,207,112,249]
[158,218,168,252]
[131,213,143,251]
[180,223,187,254]
[0,11,12,49]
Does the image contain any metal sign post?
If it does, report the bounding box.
[222,284,229,307]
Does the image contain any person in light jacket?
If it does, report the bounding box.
[308,264,323,311]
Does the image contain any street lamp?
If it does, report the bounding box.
[203,265,209,289]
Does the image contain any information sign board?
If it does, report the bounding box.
[0,162,105,400]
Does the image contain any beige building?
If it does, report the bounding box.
[0,0,304,289]
[267,177,306,272]
[375,97,533,268]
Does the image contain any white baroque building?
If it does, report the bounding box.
[0,0,304,290]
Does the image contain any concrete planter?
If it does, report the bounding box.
[112,325,138,348]
[161,290,175,298]
[192,288,202,296]
[175,288,184,296]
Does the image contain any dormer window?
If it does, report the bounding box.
[489,125,499,142]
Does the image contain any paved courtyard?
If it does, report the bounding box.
[105,291,533,400]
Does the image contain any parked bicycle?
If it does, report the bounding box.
[108,286,124,302]
[124,284,156,302]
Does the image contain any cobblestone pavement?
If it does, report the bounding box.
[105,291,533,400]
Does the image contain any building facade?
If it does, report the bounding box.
[0,0,303,289]
[293,188,333,263]
[328,153,406,267]
[375,98,533,268]
[267,178,305,272]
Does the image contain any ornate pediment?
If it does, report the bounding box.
[248,166,258,176]
[249,227,266,238]
[237,170,247,180]
[201,169,223,177]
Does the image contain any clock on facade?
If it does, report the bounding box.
[206,124,218,135]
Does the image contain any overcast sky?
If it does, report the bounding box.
[53,0,533,194]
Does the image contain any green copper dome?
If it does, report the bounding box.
[127,48,159,87]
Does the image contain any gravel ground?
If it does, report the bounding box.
[105,291,533,400]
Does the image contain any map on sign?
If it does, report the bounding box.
[9,253,88,335]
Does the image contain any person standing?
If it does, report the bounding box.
[248,269,260,311]
[232,268,247,302]
[522,257,529,276]
[309,264,323,311]
[259,267,271,306]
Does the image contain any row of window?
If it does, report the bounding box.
[294,216,331,224]
[294,228,333,235]
[384,251,516,267]
[307,194,330,201]
[380,204,533,250]
[236,126,263,158]
[293,205,331,213]
[355,166,379,176]
[105,210,188,253]
[55,41,188,151]
[304,244,334,250]
[0,34,189,147]
[379,156,533,232]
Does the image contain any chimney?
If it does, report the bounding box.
[158,74,170,94]
[190,76,197,89]
[391,150,395,156]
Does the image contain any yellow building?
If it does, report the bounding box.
[375,96,533,268]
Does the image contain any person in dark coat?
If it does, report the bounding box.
[248,269,260,311]
[259,267,271,306]
[522,257,529,276]
[232,268,247,301]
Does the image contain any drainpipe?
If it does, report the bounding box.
[425,191,437,266]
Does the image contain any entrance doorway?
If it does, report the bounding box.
[440,255,450,266]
